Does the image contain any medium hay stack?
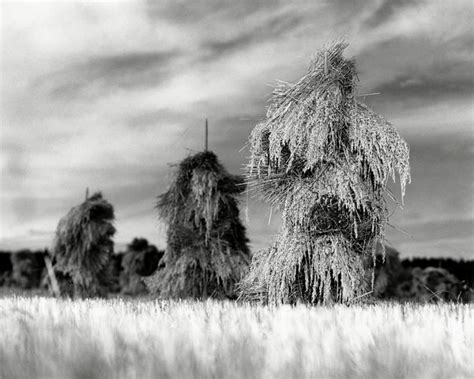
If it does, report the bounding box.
[240,42,410,305]
[146,150,251,299]
[52,192,116,298]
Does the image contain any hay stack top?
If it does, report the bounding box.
[157,150,245,238]
[248,42,410,215]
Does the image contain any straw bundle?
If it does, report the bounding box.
[146,151,251,299]
[240,42,410,304]
[52,192,116,298]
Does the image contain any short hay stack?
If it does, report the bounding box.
[240,42,410,305]
[52,192,116,298]
[147,151,251,299]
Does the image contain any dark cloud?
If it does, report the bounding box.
[43,50,181,99]
[148,1,307,62]
[363,0,418,29]
[202,11,303,58]
[355,34,474,116]
[368,64,474,108]
[204,33,257,57]
[126,109,197,129]
[146,0,281,23]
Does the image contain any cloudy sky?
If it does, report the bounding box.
[1,0,473,258]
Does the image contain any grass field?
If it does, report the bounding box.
[0,297,472,379]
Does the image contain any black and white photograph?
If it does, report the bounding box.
[0,1,473,378]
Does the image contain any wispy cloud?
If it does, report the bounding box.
[362,0,414,29]
[43,50,182,99]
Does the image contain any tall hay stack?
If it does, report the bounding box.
[52,192,116,298]
[240,42,410,305]
[146,150,251,299]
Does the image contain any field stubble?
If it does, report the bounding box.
[0,297,472,379]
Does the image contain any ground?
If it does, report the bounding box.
[0,295,472,379]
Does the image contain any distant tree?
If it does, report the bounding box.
[146,151,251,299]
[10,250,45,289]
[107,253,123,293]
[120,238,163,295]
[372,245,405,298]
[240,42,410,304]
[52,192,116,298]
[402,257,474,288]
[0,252,13,286]
[396,267,462,302]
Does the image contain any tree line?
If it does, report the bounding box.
[1,245,472,302]
[0,237,163,296]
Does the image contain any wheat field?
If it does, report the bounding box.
[0,297,472,379]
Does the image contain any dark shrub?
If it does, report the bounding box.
[10,250,45,289]
[121,238,163,295]
[0,251,13,286]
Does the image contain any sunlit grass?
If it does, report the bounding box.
[0,297,472,378]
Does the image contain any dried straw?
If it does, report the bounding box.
[146,151,251,299]
[240,41,410,304]
[52,192,116,298]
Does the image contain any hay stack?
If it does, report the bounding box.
[240,42,410,304]
[52,192,116,298]
[146,151,251,299]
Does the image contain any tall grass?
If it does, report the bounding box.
[0,297,472,378]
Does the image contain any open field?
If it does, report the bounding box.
[0,297,473,379]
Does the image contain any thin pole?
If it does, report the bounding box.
[324,52,328,75]
[205,118,209,151]
[85,187,89,201]
[43,252,60,298]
